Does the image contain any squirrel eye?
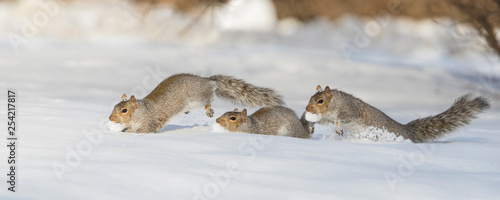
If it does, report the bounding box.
[121,109,128,113]
[230,116,236,121]
[317,99,324,104]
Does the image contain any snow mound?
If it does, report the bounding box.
[345,126,411,143]
[211,122,229,133]
[106,121,126,132]
[305,112,322,122]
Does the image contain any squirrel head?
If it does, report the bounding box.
[306,85,332,116]
[109,94,138,124]
[216,109,248,132]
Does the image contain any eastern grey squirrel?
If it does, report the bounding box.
[109,73,284,133]
[216,106,312,139]
[305,85,490,142]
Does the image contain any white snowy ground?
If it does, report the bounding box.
[1,0,500,199]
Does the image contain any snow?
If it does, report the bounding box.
[218,0,277,32]
[0,0,500,199]
[106,121,126,132]
[304,112,322,123]
[345,126,410,143]
[212,122,230,133]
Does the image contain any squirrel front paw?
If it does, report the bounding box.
[205,105,214,118]
[336,129,344,137]
[334,121,344,136]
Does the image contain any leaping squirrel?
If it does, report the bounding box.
[109,73,284,133]
[305,85,490,142]
[216,106,313,139]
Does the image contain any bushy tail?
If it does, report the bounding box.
[209,75,284,107]
[405,94,490,142]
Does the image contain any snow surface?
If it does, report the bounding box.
[1,0,500,199]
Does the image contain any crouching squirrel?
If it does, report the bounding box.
[216,106,313,139]
[305,85,490,143]
[109,73,284,133]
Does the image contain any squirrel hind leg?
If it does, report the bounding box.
[205,104,215,118]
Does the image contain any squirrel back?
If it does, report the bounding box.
[305,86,490,142]
[109,73,284,133]
[216,106,311,139]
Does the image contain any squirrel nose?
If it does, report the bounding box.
[216,118,220,123]
[306,106,311,112]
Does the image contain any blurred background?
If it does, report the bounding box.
[0,0,499,102]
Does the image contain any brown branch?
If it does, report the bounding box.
[474,14,500,56]
[448,0,500,57]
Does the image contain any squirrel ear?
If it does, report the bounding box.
[241,109,247,123]
[316,85,322,92]
[129,95,138,109]
[121,94,128,101]
[324,86,333,100]
[233,108,239,112]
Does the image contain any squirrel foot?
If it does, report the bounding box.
[336,129,344,137]
[205,104,214,118]
[334,121,344,136]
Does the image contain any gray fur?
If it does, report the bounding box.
[406,94,490,142]
[311,89,490,143]
[209,75,285,107]
[115,73,283,133]
[227,106,311,139]
[300,112,315,134]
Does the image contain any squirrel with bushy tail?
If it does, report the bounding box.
[304,85,490,142]
[215,106,313,139]
[109,73,284,133]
